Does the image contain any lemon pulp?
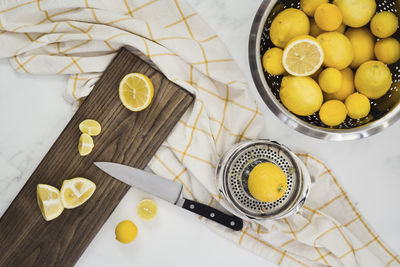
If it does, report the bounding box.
[137,199,158,220]
[60,177,96,209]
[79,119,101,136]
[119,73,154,112]
[37,184,64,221]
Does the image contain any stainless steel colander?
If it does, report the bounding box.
[249,0,400,141]
[216,139,310,220]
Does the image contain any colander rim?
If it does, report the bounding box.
[248,0,400,141]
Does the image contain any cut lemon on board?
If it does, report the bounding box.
[78,133,94,156]
[119,73,154,111]
[282,35,324,76]
[137,199,158,220]
[60,177,96,209]
[79,119,101,136]
[37,184,64,221]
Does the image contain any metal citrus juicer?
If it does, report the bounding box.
[216,139,311,221]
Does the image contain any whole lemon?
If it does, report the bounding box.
[375,38,400,64]
[345,27,375,68]
[334,0,376,28]
[301,0,329,16]
[335,23,346,34]
[270,8,310,48]
[262,47,285,75]
[345,92,371,119]
[314,3,343,31]
[248,162,287,202]
[310,19,346,37]
[317,32,353,69]
[310,19,324,37]
[115,220,138,244]
[370,12,399,38]
[355,61,392,99]
[325,68,355,101]
[279,76,323,116]
[319,100,348,126]
[318,67,343,93]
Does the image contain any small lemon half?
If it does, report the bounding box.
[60,177,96,209]
[78,133,94,156]
[115,220,138,244]
[37,184,64,221]
[137,199,158,220]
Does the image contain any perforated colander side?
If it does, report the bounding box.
[222,142,302,219]
[260,0,400,129]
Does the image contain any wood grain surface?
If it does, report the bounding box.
[0,48,193,267]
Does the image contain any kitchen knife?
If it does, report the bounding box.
[94,162,243,231]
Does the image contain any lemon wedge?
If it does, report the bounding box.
[37,184,64,221]
[78,133,94,156]
[79,119,101,136]
[60,177,96,209]
[282,35,324,76]
[119,73,154,111]
[137,199,158,220]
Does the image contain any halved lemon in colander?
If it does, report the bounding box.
[37,184,64,221]
[282,35,324,76]
[119,73,154,111]
[60,177,96,209]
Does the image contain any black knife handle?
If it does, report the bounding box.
[182,199,243,231]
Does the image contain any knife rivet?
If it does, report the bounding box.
[190,204,195,209]
[210,212,215,218]
[230,221,235,226]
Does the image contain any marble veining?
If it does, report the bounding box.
[0,0,399,266]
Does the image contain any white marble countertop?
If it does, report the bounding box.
[0,0,399,266]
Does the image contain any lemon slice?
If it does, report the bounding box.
[137,199,158,220]
[119,73,154,111]
[282,35,324,76]
[79,119,101,136]
[37,184,64,221]
[60,177,96,209]
[78,133,94,156]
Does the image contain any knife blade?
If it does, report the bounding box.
[94,162,243,231]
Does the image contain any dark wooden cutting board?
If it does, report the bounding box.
[0,48,193,266]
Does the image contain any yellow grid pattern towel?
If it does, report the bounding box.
[0,0,398,266]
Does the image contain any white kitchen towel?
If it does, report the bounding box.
[0,0,398,266]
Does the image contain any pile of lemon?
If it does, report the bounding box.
[262,0,399,126]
